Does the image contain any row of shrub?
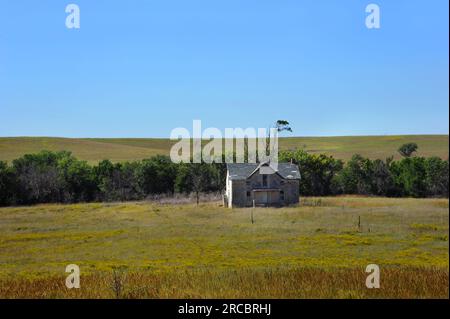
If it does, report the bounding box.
[280,150,448,198]
[0,151,225,206]
[0,150,448,206]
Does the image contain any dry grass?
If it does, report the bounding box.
[0,196,448,298]
[0,267,447,299]
[144,192,222,204]
[0,135,448,163]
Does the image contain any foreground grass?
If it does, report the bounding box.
[0,197,448,298]
[0,267,447,299]
[0,135,448,163]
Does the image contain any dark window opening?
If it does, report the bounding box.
[262,175,268,187]
[247,191,251,197]
[280,190,285,201]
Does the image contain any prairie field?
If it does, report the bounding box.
[0,135,448,164]
[0,196,448,298]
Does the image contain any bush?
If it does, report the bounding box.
[280,150,343,196]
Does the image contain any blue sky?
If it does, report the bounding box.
[0,0,448,137]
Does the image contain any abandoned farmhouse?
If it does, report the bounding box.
[224,162,301,208]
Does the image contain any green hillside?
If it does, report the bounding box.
[0,135,448,164]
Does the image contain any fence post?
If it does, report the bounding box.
[251,200,255,224]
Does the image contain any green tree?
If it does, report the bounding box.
[11,150,70,204]
[0,161,15,206]
[398,143,418,158]
[335,154,374,194]
[390,157,427,197]
[371,159,396,196]
[280,149,343,196]
[136,155,177,195]
[265,120,293,158]
[274,120,292,133]
[58,156,96,202]
[95,161,142,201]
[174,163,222,204]
[424,157,449,197]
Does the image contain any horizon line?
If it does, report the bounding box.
[1,133,449,139]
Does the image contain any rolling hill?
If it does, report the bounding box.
[0,135,448,164]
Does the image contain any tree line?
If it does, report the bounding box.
[0,148,448,206]
[279,149,448,198]
[0,151,225,206]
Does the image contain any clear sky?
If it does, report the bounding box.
[0,0,448,138]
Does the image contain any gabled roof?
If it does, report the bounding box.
[227,162,301,180]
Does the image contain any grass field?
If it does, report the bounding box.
[0,135,448,163]
[0,196,448,298]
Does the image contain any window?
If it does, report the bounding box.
[280,190,285,201]
[262,175,268,187]
[247,191,251,197]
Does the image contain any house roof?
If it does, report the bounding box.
[227,162,301,180]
